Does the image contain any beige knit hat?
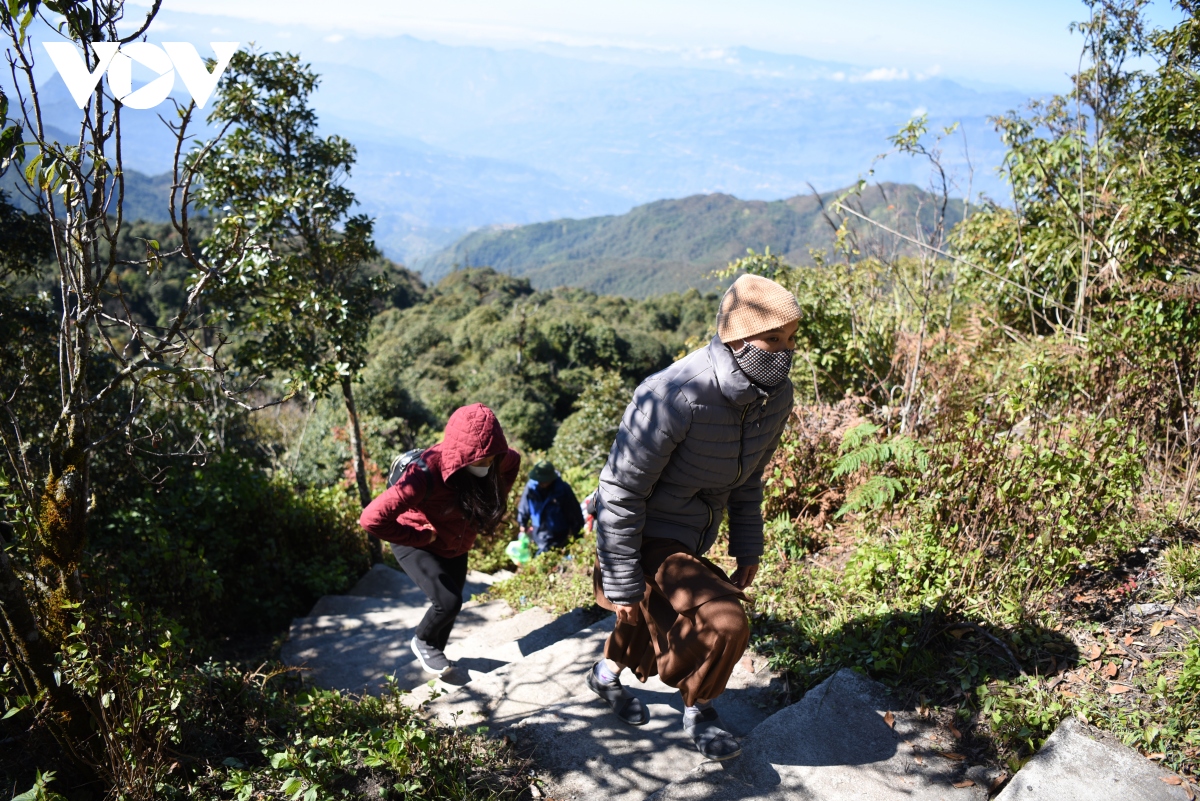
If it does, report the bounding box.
[716,274,801,343]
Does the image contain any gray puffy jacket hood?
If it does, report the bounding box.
[595,335,793,604]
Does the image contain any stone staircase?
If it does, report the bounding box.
[282,564,1190,800]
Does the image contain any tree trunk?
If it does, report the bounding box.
[0,535,100,775]
[340,375,380,562]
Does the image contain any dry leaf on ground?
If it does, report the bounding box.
[939,752,966,761]
[1107,684,1134,694]
[952,780,975,788]
[948,723,962,739]
[1101,662,1119,679]
[1162,775,1182,785]
[1152,621,1166,637]
[883,711,895,728]
[1084,644,1102,660]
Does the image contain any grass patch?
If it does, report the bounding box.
[484,535,598,615]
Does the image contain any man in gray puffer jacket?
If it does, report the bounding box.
[586,273,799,761]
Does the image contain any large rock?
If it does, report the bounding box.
[996,718,1188,801]
[651,669,986,801]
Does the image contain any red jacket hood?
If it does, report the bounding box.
[435,403,509,481]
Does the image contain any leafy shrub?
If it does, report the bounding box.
[484,535,599,615]
[357,269,718,451]
[832,422,928,517]
[975,678,1069,756]
[91,456,370,639]
[7,601,527,800]
[843,403,1145,619]
[1158,543,1200,600]
[761,399,862,524]
[548,368,630,483]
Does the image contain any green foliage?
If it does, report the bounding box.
[976,678,1069,755]
[1158,544,1200,601]
[548,369,630,482]
[16,605,526,800]
[358,268,716,451]
[0,189,50,284]
[10,769,66,801]
[832,422,928,517]
[730,247,962,405]
[199,49,385,397]
[91,456,370,638]
[953,0,1200,332]
[846,410,1144,618]
[206,678,524,801]
[484,535,599,615]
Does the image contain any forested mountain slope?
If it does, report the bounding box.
[418,182,964,296]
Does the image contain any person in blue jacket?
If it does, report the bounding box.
[517,460,585,554]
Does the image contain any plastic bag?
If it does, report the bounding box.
[505,532,533,565]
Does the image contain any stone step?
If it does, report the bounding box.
[405,607,600,704]
[282,563,576,698]
[651,668,986,801]
[421,616,784,801]
[282,597,516,695]
[995,717,1189,801]
[345,562,502,601]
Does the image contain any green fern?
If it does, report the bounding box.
[840,475,906,517]
[833,422,928,517]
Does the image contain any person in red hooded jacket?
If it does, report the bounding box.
[359,403,521,675]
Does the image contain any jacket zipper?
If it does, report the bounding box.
[733,402,750,485]
[699,403,751,556]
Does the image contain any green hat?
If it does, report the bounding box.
[529,460,557,483]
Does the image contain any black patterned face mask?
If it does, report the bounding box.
[734,342,794,387]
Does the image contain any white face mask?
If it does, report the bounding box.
[466,463,491,477]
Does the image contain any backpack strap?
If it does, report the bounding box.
[413,453,432,504]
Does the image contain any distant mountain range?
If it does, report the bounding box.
[7,9,1028,265]
[419,183,963,297]
[1,165,172,225]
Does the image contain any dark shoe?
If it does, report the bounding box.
[684,706,742,760]
[411,636,451,675]
[586,662,649,726]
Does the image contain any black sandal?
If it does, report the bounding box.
[684,706,742,760]
[586,662,649,726]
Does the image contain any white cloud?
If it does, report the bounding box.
[911,105,928,116]
[325,33,345,43]
[853,67,910,82]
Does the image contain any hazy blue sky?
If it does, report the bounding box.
[131,0,1184,91]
